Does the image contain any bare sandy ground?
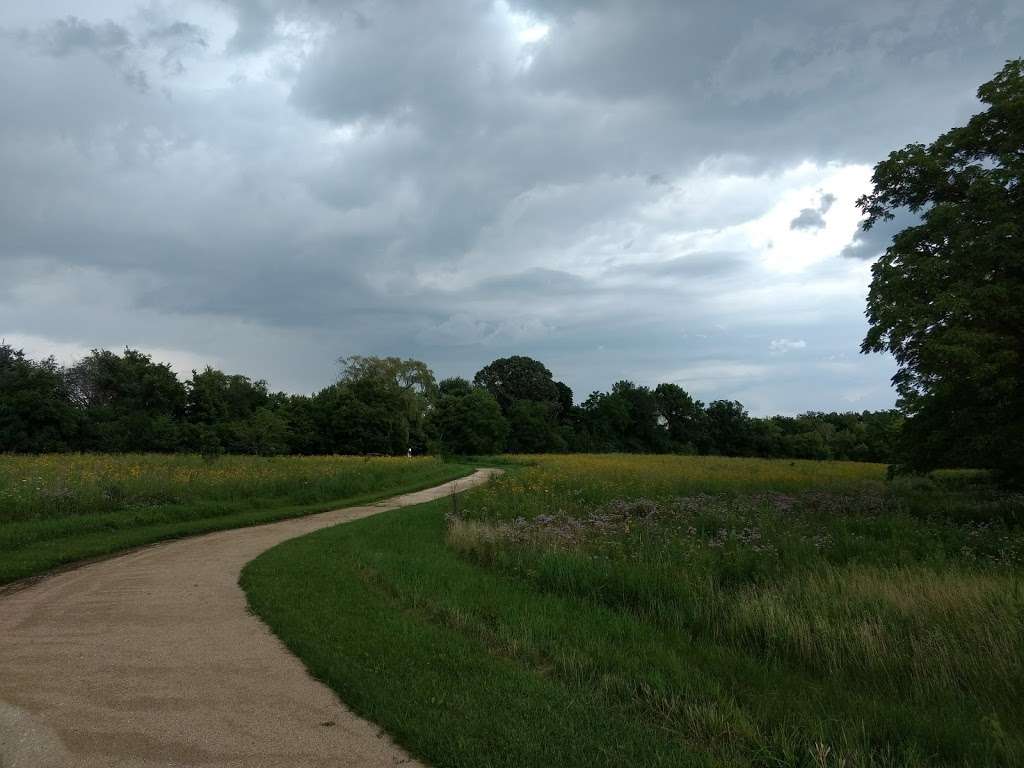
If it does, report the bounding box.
[0,469,499,768]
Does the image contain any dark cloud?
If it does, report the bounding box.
[790,192,837,230]
[16,15,147,90]
[26,15,131,57]
[2,0,1021,411]
[145,21,208,74]
[841,208,920,259]
[790,208,826,230]
[611,252,749,280]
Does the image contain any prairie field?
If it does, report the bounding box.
[245,454,1024,767]
[0,453,472,584]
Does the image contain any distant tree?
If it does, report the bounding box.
[229,407,290,456]
[654,383,707,452]
[66,348,185,452]
[577,390,631,452]
[506,399,564,453]
[704,400,753,457]
[750,417,785,458]
[605,381,668,452]
[474,356,566,452]
[860,410,903,463]
[858,59,1024,482]
[309,356,437,454]
[428,386,508,455]
[339,356,436,452]
[438,376,474,398]
[0,344,78,451]
[554,381,574,422]
[181,367,279,454]
[278,394,323,454]
[185,367,270,425]
[313,383,397,455]
[781,427,832,461]
[340,356,437,399]
[553,380,578,448]
[473,356,560,415]
[0,343,908,462]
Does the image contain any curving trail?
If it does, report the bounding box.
[0,469,499,768]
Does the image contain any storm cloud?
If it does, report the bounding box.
[1,0,1022,414]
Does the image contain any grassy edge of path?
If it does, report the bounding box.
[1,463,475,588]
[241,492,709,768]
[241,485,1015,768]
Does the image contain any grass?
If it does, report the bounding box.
[243,454,1024,767]
[0,453,473,584]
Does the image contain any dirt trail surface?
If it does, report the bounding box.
[0,469,499,768]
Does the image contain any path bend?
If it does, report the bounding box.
[0,468,500,768]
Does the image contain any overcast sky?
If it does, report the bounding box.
[2,1,1021,414]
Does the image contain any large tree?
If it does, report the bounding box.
[704,400,753,457]
[314,356,437,454]
[654,383,707,453]
[66,348,185,452]
[858,59,1024,481]
[0,344,79,452]
[472,356,560,415]
[428,382,508,455]
[183,367,284,455]
[474,355,567,452]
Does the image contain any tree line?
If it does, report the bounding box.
[1,345,901,462]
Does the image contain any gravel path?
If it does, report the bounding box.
[0,469,499,768]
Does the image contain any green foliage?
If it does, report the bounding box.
[429,385,508,455]
[182,366,284,454]
[437,376,474,398]
[654,382,708,452]
[325,355,437,454]
[472,356,570,453]
[473,355,561,415]
[0,344,79,451]
[185,366,270,423]
[0,346,903,463]
[859,59,1024,482]
[554,381,574,423]
[704,400,753,457]
[574,382,668,452]
[66,348,186,452]
[506,399,563,453]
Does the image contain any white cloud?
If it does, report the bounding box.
[770,338,808,354]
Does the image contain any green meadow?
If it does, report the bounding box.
[0,453,472,584]
[243,454,1024,767]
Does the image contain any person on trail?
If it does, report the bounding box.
[407,448,412,458]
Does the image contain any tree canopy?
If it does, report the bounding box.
[428,382,507,455]
[473,356,561,415]
[0,345,901,463]
[858,58,1024,482]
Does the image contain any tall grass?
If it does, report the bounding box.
[0,453,472,584]
[465,453,888,521]
[0,453,457,521]
[242,454,1024,766]
[441,454,1024,764]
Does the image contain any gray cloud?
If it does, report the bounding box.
[1,0,1021,412]
[26,16,130,58]
[790,192,837,230]
[16,15,147,90]
[841,208,921,259]
[145,21,208,74]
